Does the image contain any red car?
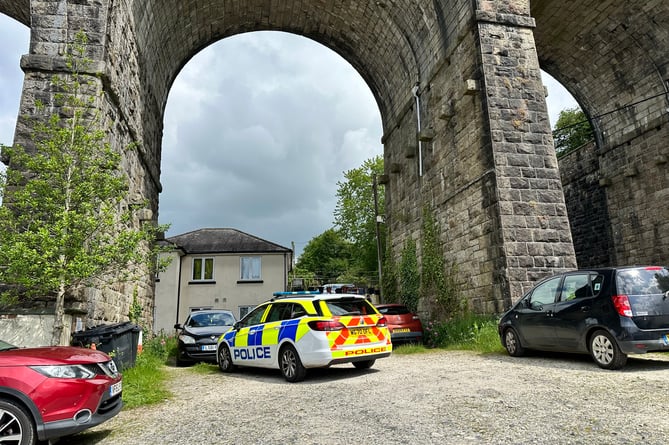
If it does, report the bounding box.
[0,339,123,445]
[375,304,424,344]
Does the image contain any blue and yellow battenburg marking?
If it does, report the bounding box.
[223,319,312,360]
[223,314,391,362]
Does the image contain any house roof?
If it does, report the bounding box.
[164,228,292,255]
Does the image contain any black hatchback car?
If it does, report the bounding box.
[174,309,236,366]
[498,266,669,369]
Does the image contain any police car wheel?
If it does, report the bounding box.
[279,345,306,382]
[353,359,375,369]
[217,344,235,372]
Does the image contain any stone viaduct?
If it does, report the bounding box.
[0,0,667,334]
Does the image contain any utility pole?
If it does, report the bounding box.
[372,174,383,302]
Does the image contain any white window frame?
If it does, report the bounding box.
[238,305,255,320]
[192,257,214,281]
[240,256,261,281]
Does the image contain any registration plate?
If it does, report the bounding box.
[393,328,411,333]
[110,381,122,397]
[201,345,217,351]
[349,328,373,336]
[662,334,669,346]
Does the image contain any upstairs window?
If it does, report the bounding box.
[192,258,214,281]
[240,256,261,281]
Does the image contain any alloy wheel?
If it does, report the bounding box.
[591,333,614,365]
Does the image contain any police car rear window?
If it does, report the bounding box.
[326,299,374,316]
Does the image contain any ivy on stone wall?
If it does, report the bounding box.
[381,205,461,320]
[128,287,143,325]
[381,237,399,303]
[420,205,462,321]
[399,238,420,312]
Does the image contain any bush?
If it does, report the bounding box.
[141,331,177,363]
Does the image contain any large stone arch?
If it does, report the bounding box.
[3,0,664,329]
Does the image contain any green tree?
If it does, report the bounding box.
[553,107,594,155]
[296,229,352,284]
[333,155,384,285]
[0,32,167,345]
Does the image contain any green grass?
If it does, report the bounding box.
[119,333,175,410]
[391,343,430,354]
[120,353,172,409]
[190,362,219,374]
[423,314,504,354]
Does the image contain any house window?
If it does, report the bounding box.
[192,257,214,281]
[239,305,255,320]
[240,256,261,281]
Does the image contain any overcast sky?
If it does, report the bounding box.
[0,16,577,258]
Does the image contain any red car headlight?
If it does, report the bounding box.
[30,364,97,379]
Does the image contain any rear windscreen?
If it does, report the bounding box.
[378,306,411,315]
[326,298,376,316]
[616,267,669,295]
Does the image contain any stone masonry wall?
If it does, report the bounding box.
[3,0,665,331]
[473,0,577,307]
[559,142,614,268]
[4,0,157,336]
[559,118,668,270]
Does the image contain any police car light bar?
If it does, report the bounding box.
[272,291,321,297]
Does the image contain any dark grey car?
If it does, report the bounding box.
[498,266,669,369]
[174,309,236,366]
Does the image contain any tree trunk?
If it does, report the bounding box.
[51,283,66,345]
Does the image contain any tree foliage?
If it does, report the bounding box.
[553,107,594,155]
[333,155,384,284]
[0,32,168,344]
[295,229,352,284]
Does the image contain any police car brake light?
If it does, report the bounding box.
[376,316,388,327]
[308,320,345,331]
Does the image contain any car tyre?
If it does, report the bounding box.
[503,328,525,357]
[217,344,236,373]
[279,344,306,383]
[589,329,627,370]
[352,359,375,369]
[0,399,36,445]
[175,355,192,367]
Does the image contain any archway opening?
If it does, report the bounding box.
[158,31,384,258]
[0,15,29,149]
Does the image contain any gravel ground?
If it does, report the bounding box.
[57,350,669,445]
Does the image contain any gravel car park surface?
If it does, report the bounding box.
[63,350,669,445]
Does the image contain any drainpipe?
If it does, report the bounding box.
[175,254,183,326]
[412,83,423,177]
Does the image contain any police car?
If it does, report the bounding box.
[216,291,392,382]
